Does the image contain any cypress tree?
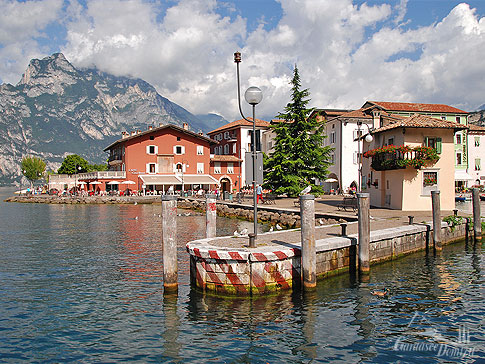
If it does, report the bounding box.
[264,66,333,197]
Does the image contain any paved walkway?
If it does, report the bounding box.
[198,195,468,249]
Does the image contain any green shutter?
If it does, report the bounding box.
[436,138,442,154]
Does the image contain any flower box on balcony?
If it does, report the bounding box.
[364,145,439,171]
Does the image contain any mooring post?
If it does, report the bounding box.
[300,194,316,290]
[205,194,217,239]
[357,193,370,275]
[431,190,442,251]
[472,188,481,241]
[162,195,178,293]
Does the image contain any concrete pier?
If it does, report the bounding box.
[472,188,482,241]
[431,191,442,251]
[300,195,316,290]
[162,195,178,293]
[357,193,370,275]
[205,194,217,239]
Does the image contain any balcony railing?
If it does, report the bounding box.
[78,171,126,180]
[364,145,439,171]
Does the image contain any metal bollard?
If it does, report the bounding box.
[357,193,370,275]
[431,190,442,251]
[408,215,414,225]
[205,194,217,239]
[248,233,256,248]
[162,195,178,293]
[453,209,458,217]
[300,194,316,289]
[340,223,348,236]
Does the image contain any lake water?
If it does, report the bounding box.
[0,187,484,363]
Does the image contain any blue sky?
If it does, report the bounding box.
[1,0,485,120]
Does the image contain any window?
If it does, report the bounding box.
[224,131,229,139]
[456,133,462,144]
[424,137,442,154]
[330,132,336,144]
[227,163,234,174]
[177,136,181,141]
[441,116,446,120]
[197,146,204,155]
[173,145,185,155]
[147,163,156,174]
[456,116,461,123]
[224,144,229,154]
[233,143,237,154]
[197,163,204,174]
[353,130,363,140]
[175,163,183,172]
[353,152,362,164]
[218,145,222,155]
[475,159,481,171]
[457,152,462,165]
[217,134,223,141]
[388,138,394,146]
[330,153,335,164]
[423,171,438,194]
[150,135,154,140]
[214,162,221,174]
[146,145,158,155]
[267,141,273,150]
[475,137,480,147]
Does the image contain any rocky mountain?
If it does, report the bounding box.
[469,107,485,125]
[0,53,227,185]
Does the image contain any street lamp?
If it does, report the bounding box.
[20,169,26,195]
[235,51,263,246]
[74,165,81,195]
[357,121,373,192]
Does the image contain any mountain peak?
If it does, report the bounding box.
[18,52,77,87]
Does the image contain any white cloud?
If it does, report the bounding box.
[1,0,485,121]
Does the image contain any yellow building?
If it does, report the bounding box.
[362,113,467,211]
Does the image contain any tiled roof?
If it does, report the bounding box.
[103,124,216,151]
[207,118,270,134]
[372,114,468,134]
[367,101,468,114]
[468,124,485,134]
[210,155,242,162]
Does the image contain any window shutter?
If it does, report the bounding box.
[436,138,442,154]
[182,146,185,155]
[424,137,428,147]
[173,146,176,154]
[146,163,150,173]
[155,146,158,154]
[146,145,150,154]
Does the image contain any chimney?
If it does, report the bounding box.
[131,131,136,136]
[122,132,128,139]
[198,132,203,136]
[137,129,141,134]
[148,125,153,131]
[183,123,188,130]
[373,110,381,129]
[159,123,163,127]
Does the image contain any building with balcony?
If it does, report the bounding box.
[362,114,467,210]
[102,123,219,194]
[207,118,270,191]
[467,124,485,187]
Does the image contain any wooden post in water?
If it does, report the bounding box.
[431,190,442,251]
[205,194,217,239]
[300,194,316,290]
[357,193,370,275]
[472,188,482,241]
[162,195,178,293]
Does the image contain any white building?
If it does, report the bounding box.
[467,124,485,187]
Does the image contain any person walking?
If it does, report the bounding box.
[256,184,264,204]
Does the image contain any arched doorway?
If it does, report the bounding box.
[220,177,231,193]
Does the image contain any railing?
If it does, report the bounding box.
[364,145,439,171]
[78,171,126,180]
[108,154,122,163]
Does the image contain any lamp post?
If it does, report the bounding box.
[74,165,81,196]
[20,169,26,195]
[234,51,263,244]
[357,121,373,193]
[181,161,189,196]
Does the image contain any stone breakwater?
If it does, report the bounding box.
[5,195,349,228]
[4,195,158,204]
[177,198,348,228]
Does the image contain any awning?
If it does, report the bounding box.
[181,174,219,185]
[139,175,181,185]
[454,170,474,181]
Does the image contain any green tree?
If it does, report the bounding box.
[87,163,107,172]
[57,155,89,175]
[21,156,46,188]
[264,66,333,197]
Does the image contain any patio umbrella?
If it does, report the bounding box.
[107,181,119,185]
[90,181,102,184]
[324,178,338,183]
[121,180,136,184]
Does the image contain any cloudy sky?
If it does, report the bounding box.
[1,0,484,121]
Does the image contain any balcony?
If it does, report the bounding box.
[108,154,123,165]
[78,171,126,180]
[364,145,439,171]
